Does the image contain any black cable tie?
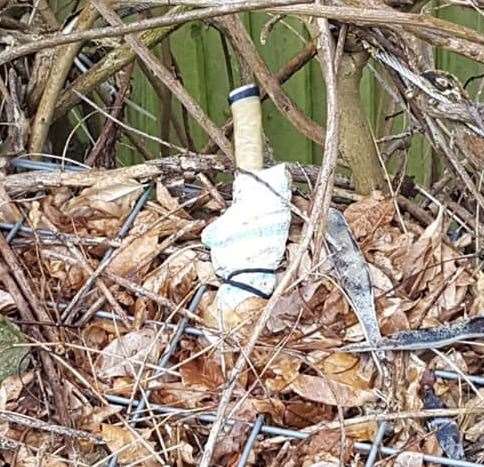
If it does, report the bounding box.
[219,268,275,300]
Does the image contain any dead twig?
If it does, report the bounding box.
[103,271,206,325]
[65,243,131,325]
[0,410,104,444]
[85,62,134,167]
[28,3,99,155]
[53,19,181,121]
[215,15,324,147]
[92,0,234,159]
[0,258,70,427]
[271,4,484,62]
[0,232,58,343]
[302,406,484,435]
[0,0,306,66]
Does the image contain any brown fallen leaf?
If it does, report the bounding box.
[366,226,414,283]
[471,271,484,316]
[107,230,160,278]
[343,192,395,240]
[156,182,189,218]
[422,432,443,460]
[107,207,203,280]
[213,399,259,465]
[290,373,377,407]
[180,356,224,391]
[40,246,90,291]
[8,447,68,467]
[78,405,123,433]
[152,382,210,408]
[265,354,302,392]
[465,419,484,442]
[101,424,159,466]
[344,421,378,441]
[401,210,444,297]
[83,319,127,350]
[62,179,143,221]
[268,282,321,333]
[320,352,374,390]
[39,189,73,232]
[95,327,162,380]
[202,295,266,334]
[460,388,484,434]
[283,400,332,429]
[320,287,352,332]
[0,185,22,224]
[291,429,354,466]
[394,354,425,413]
[141,249,199,302]
[0,371,34,408]
[251,397,286,426]
[27,200,43,229]
[178,440,196,464]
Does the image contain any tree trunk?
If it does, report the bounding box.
[338,51,386,194]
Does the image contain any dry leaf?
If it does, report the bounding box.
[202,295,265,333]
[0,185,22,223]
[95,327,162,379]
[265,354,302,392]
[194,259,218,286]
[320,352,373,390]
[0,371,34,408]
[212,400,258,464]
[152,382,210,408]
[298,429,354,466]
[78,405,123,433]
[251,397,286,425]
[28,200,43,229]
[321,287,351,330]
[465,419,484,442]
[40,246,90,290]
[142,249,198,302]
[344,421,378,441]
[83,319,125,350]
[395,354,426,413]
[290,374,377,407]
[156,182,189,218]
[62,179,143,220]
[178,441,196,464]
[343,192,394,239]
[107,231,160,278]
[402,210,443,295]
[282,400,332,428]
[287,242,312,277]
[268,282,321,333]
[101,424,158,466]
[471,271,484,315]
[11,447,68,467]
[180,357,224,391]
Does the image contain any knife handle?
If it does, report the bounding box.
[228,84,264,171]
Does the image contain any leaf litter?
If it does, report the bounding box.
[0,173,482,466]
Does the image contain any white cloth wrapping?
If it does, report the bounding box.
[201,163,292,313]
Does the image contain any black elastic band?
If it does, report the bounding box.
[219,268,275,300]
[228,84,260,105]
